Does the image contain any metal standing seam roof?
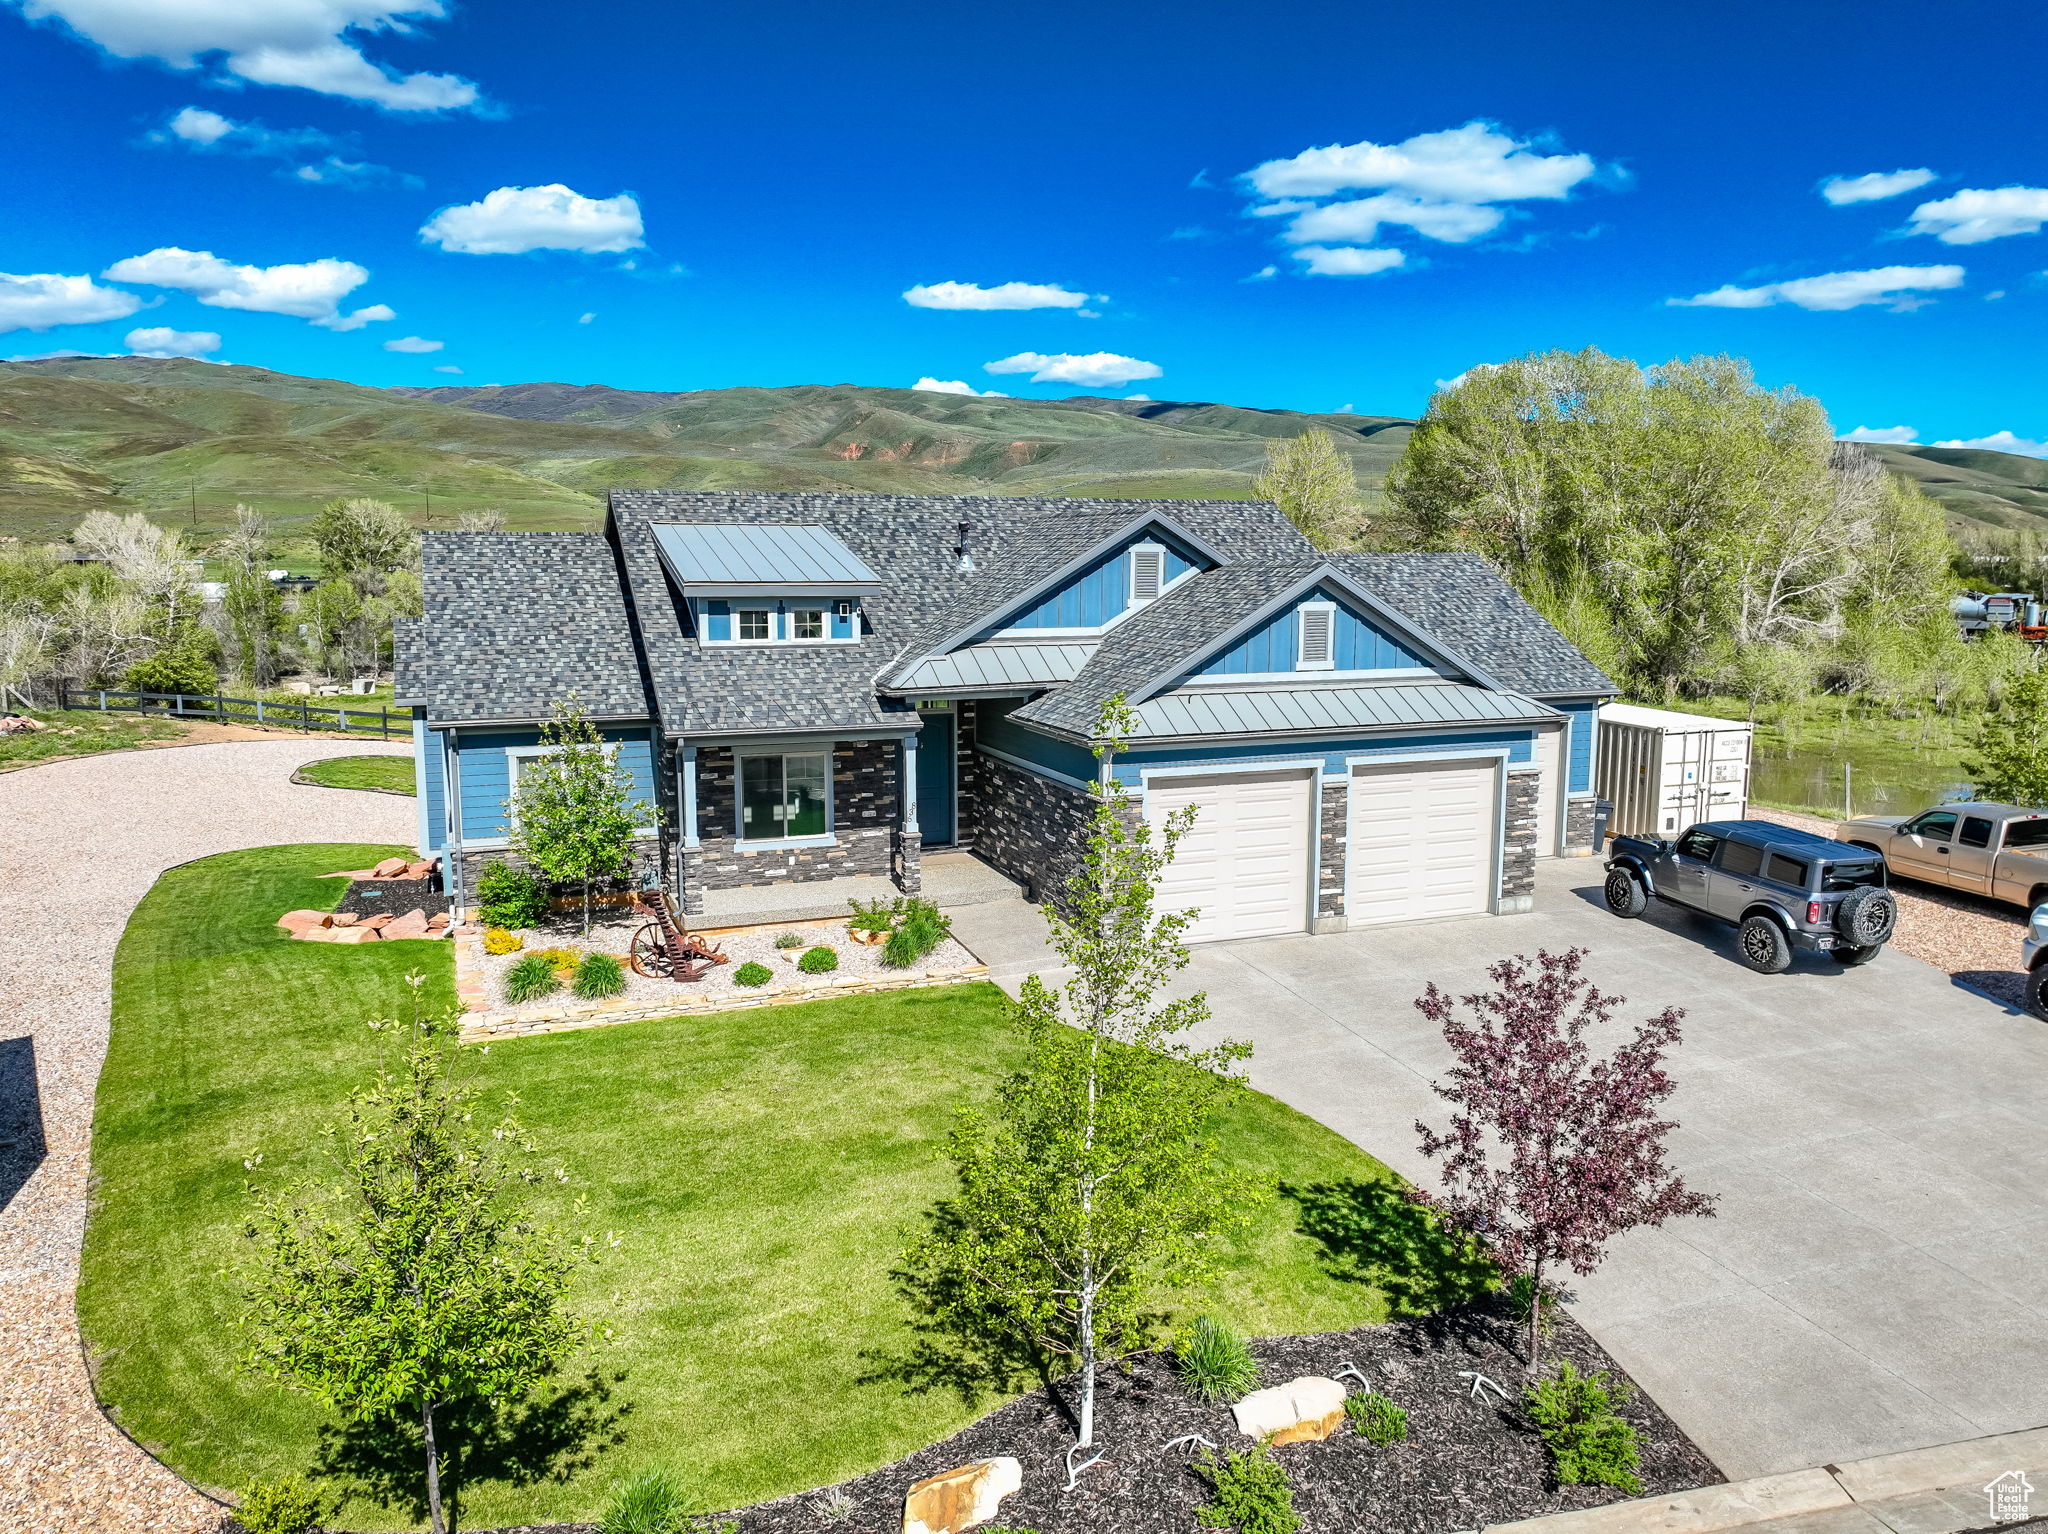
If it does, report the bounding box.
[1130,683,1559,739]
[892,643,1098,691]
[650,522,885,593]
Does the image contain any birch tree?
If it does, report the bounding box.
[901,697,1256,1450]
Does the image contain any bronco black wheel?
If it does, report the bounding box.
[1604,868,1647,918]
[1835,886,1898,947]
[1737,914,1793,974]
[1830,943,1882,966]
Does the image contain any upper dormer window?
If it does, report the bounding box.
[651,522,882,648]
[1297,601,1336,670]
[1129,543,1166,604]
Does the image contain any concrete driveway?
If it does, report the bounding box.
[956,856,2048,1480]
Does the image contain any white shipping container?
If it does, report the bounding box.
[1596,703,1753,841]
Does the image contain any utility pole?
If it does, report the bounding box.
[189,482,197,528]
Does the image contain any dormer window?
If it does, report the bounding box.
[651,522,882,647]
[792,609,825,640]
[738,608,772,641]
[1297,601,1336,670]
[1129,543,1165,604]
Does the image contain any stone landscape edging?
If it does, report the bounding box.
[1484,1424,2048,1534]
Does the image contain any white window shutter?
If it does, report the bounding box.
[1298,604,1335,668]
[1129,545,1164,602]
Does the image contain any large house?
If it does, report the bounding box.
[394,491,1615,944]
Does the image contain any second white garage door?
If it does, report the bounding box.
[1348,758,1496,925]
[1146,769,1313,943]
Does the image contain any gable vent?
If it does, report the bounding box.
[1297,602,1336,669]
[1129,544,1165,603]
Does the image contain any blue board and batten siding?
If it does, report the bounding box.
[414,722,660,852]
[1197,586,1434,677]
[1555,699,1599,794]
[998,531,1201,633]
[692,599,859,642]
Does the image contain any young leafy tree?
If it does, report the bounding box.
[1254,428,1363,549]
[506,700,653,934]
[1413,947,1714,1369]
[241,987,605,1534]
[310,496,420,595]
[1964,659,2048,807]
[901,696,1257,1450]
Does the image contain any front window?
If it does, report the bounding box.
[740,752,829,839]
[738,609,773,641]
[1905,811,1957,842]
[791,609,825,640]
[1675,828,1720,862]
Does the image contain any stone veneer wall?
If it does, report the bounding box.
[1316,778,1346,930]
[1564,796,1598,856]
[950,703,979,851]
[1499,768,1539,912]
[973,752,1137,909]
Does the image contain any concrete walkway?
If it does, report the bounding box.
[0,739,414,1534]
[962,860,2048,1481]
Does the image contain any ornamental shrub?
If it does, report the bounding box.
[797,945,839,975]
[125,629,218,696]
[574,952,627,999]
[1346,1390,1408,1447]
[503,952,561,1005]
[235,1476,327,1534]
[774,930,807,949]
[532,946,583,975]
[1174,1315,1260,1403]
[1195,1444,1300,1534]
[880,896,951,968]
[1525,1360,1643,1494]
[733,961,773,988]
[476,861,549,929]
[847,896,895,934]
[597,1466,685,1534]
[482,927,523,956]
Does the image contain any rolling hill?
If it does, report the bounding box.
[1,356,2041,551]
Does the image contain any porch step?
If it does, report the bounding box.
[695,854,1026,933]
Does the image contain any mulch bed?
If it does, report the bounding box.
[465,1296,1719,1534]
[335,878,452,921]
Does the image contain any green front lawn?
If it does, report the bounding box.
[83,845,1464,1530]
[293,753,417,795]
[0,708,183,769]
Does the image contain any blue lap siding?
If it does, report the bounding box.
[416,723,660,851]
[1554,699,1600,794]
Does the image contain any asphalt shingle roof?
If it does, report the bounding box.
[406,532,649,725]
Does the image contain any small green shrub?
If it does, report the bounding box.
[125,630,218,695]
[574,951,627,999]
[847,896,895,934]
[880,897,951,968]
[774,930,807,949]
[1525,1360,1643,1494]
[797,945,839,974]
[1196,1444,1300,1534]
[1345,1390,1408,1447]
[483,926,523,956]
[1174,1315,1260,1403]
[503,952,562,1004]
[598,1465,686,1534]
[733,961,773,987]
[1507,1272,1564,1338]
[235,1475,327,1534]
[476,861,549,928]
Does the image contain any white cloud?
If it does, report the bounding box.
[14,0,481,111]
[1667,264,1964,311]
[103,246,390,330]
[1822,169,1936,206]
[902,281,1088,311]
[577,311,595,324]
[1838,424,1918,444]
[166,105,233,144]
[0,271,144,333]
[983,351,1163,387]
[420,185,645,255]
[1293,245,1407,277]
[149,106,409,187]
[432,364,462,374]
[124,325,219,357]
[1248,121,1596,201]
[1125,393,1152,402]
[382,335,442,352]
[1906,186,2048,244]
[1243,265,1278,281]
[1931,430,2048,457]
[1285,193,1503,246]
[913,377,1008,396]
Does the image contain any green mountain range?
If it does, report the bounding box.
[1,355,2041,547]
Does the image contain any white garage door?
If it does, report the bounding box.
[1146,769,1313,943]
[1348,759,1496,925]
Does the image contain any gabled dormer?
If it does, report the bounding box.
[989,523,1208,638]
[1187,583,1442,683]
[651,522,883,647]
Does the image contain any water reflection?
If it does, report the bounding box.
[1751,750,1973,820]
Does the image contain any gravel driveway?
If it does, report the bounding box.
[0,740,414,1534]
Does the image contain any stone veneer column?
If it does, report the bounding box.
[1564,797,1598,856]
[894,828,923,895]
[1499,769,1539,913]
[1314,777,1348,933]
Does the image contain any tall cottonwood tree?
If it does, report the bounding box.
[1254,428,1365,549]
[1413,947,1714,1369]
[902,697,1257,1451]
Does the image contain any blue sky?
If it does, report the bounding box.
[4,0,2047,451]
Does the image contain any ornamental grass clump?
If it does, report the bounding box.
[847,897,894,935]
[1196,1443,1300,1534]
[1346,1390,1408,1446]
[1525,1360,1643,1494]
[1173,1315,1259,1403]
[573,952,627,1000]
[880,896,951,968]
[597,1465,686,1534]
[235,1476,327,1534]
[503,952,561,1005]
[774,930,807,949]
[733,961,773,988]
[797,945,839,975]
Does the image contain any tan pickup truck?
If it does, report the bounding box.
[1836,802,2048,909]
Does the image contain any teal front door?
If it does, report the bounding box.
[915,709,956,846]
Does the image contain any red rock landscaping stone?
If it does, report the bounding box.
[370,857,410,878]
[382,910,431,940]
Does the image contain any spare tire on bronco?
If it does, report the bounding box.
[1836,885,1898,947]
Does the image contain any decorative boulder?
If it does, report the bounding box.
[383,910,432,941]
[371,857,410,878]
[404,861,434,879]
[361,914,393,930]
[329,912,360,927]
[902,1457,1022,1534]
[1232,1376,1347,1445]
[276,909,327,933]
[326,927,381,944]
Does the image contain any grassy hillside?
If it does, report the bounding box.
[0,358,1411,542]
[1867,442,2048,534]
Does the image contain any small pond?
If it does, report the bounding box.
[1750,745,1972,820]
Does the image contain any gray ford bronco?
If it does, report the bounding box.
[1604,820,1899,974]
